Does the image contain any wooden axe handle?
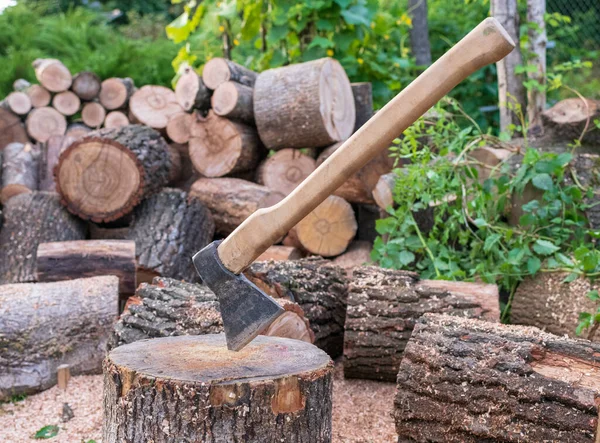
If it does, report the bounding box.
[218,17,515,273]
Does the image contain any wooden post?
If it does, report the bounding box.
[408,0,432,66]
[56,365,70,390]
[526,0,547,133]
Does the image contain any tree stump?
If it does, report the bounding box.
[295,195,357,257]
[165,111,193,144]
[109,277,313,349]
[256,148,316,196]
[1,91,32,115]
[211,81,254,123]
[0,108,28,150]
[32,58,72,92]
[26,106,67,143]
[81,102,106,127]
[0,276,119,400]
[246,257,348,358]
[1,142,39,204]
[55,125,171,222]
[175,66,211,111]
[344,267,500,381]
[189,177,284,235]
[24,84,51,108]
[129,85,183,129]
[254,58,355,150]
[126,189,214,283]
[52,90,80,116]
[71,71,101,100]
[542,97,600,144]
[36,239,136,294]
[99,77,134,110]
[350,82,373,131]
[0,192,87,283]
[104,111,129,129]
[202,57,258,89]
[395,313,600,442]
[103,334,332,443]
[189,111,262,177]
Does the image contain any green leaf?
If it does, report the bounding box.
[307,36,334,49]
[399,250,415,266]
[527,257,541,274]
[582,253,598,272]
[532,173,554,191]
[472,218,488,228]
[562,272,579,283]
[34,425,59,439]
[341,5,371,27]
[483,233,501,252]
[532,239,560,255]
[588,290,600,301]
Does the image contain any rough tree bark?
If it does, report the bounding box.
[526,0,547,133]
[39,135,70,192]
[1,142,39,204]
[103,334,333,443]
[395,313,600,442]
[408,0,432,66]
[344,268,500,381]
[0,276,119,400]
[0,192,87,284]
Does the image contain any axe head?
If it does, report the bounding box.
[193,241,284,351]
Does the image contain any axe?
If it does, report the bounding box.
[194,17,515,351]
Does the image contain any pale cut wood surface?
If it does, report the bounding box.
[99,77,134,110]
[71,71,101,101]
[218,17,515,273]
[103,111,129,129]
[166,112,193,143]
[211,80,254,123]
[129,85,183,129]
[202,58,258,89]
[81,102,106,127]
[256,148,316,196]
[32,58,72,92]
[52,91,80,116]
[25,84,51,108]
[175,66,211,111]
[1,92,32,115]
[26,107,67,143]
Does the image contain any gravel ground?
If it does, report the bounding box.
[0,361,396,442]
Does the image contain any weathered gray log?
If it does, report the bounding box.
[344,267,500,381]
[39,135,72,192]
[71,71,101,100]
[0,142,39,204]
[0,276,119,400]
[395,313,600,442]
[0,192,87,284]
[103,334,333,443]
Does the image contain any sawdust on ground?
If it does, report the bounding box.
[0,361,397,443]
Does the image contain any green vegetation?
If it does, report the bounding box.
[34,425,59,439]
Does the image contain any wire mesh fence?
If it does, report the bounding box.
[547,0,600,60]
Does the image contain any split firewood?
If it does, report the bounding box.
[126,189,214,283]
[109,277,313,350]
[542,97,600,143]
[254,58,355,150]
[189,177,284,235]
[202,57,258,89]
[189,111,262,177]
[372,171,396,210]
[103,110,129,129]
[0,276,119,400]
[0,108,28,150]
[351,82,373,131]
[23,84,52,108]
[165,112,193,144]
[103,333,331,443]
[395,313,600,442]
[55,125,171,222]
[174,65,211,111]
[26,106,67,143]
[36,239,136,294]
[99,77,134,110]
[295,195,357,257]
[32,58,72,92]
[344,268,500,381]
[64,123,92,139]
[129,85,183,129]
[246,257,348,358]
[256,148,316,196]
[1,142,40,204]
[211,81,254,123]
[0,192,87,284]
[332,240,372,271]
[71,71,101,100]
[80,101,106,127]
[39,135,71,192]
[1,91,32,115]
[52,90,80,116]
[256,245,304,262]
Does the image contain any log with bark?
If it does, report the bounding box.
[166,144,182,184]
[1,91,32,115]
[39,135,70,192]
[344,267,500,381]
[395,313,600,442]
[246,257,349,358]
[373,172,397,210]
[126,189,215,283]
[71,71,101,100]
[81,101,106,127]
[36,239,136,294]
[350,82,373,131]
[25,106,67,143]
[52,90,80,116]
[332,240,372,271]
[55,125,171,222]
[32,58,72,92]
[109,277,313,350]
[202,57,258,89]
[1,142,39,204]
[256,148,316,195]
[189,111,262,177]
[175,65,211,111]
[0,108,28,150]
[189,177,284,235]
[168,142,197,190]
[165,111,193,144]
[542,97,600,144]
[211,80,254,123]
[103,334,332,443]
[256,245,304,262]
[254,58,355,150]
[99,77,134,110]
[23,84,51,108]
[0,192,87,283]
[295,195,357,257]
[103,111,129,129]
[0,276,119,400]
[129,85,183,129]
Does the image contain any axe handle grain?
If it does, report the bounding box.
[218,17,515,274]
